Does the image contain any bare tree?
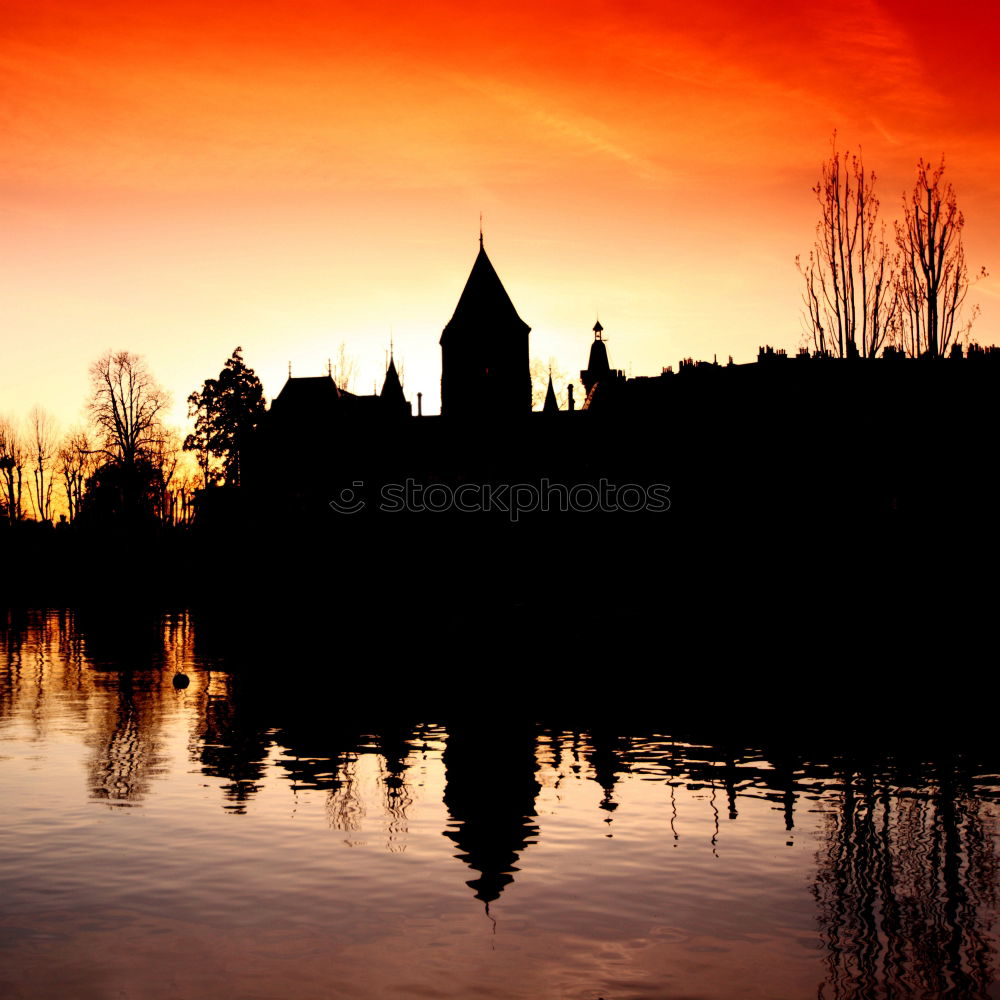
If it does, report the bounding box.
[895,157,985,357]
[58,427,96,522]
[89,351,169,468]
[798,135,900,358]
[170,465,199,525]
[149,427,183,523]
[28,407,57,522]
[530,358,570,410]
[0,417,26,524]
[331,342,359,394]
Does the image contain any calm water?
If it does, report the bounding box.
[2,609,999,1000]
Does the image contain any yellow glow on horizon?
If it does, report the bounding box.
[2,0,999,439]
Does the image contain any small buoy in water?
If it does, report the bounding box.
[172,672,190,689]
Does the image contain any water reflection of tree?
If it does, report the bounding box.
[0,609,91,731]
[0,608,26,726]
[325,755,366,837]
[88,671,167,805]
[814,759,999,1000]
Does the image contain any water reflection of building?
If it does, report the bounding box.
[271,718,365,828]
[268,716,421,843]
[586,729,633,832]
[379,724,416,852]
[443,723,540,907]
[813,759,1000,999]
[197,673,272,812]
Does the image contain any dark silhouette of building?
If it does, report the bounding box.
[226,236,1000,540]
[379,353,411,417]
[440,236,531,418]
[579,320,625,408]
[542,372,559,414]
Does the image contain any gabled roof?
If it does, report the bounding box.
[440,242,530,345]
[270,375,341,413]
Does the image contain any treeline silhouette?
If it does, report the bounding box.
[2,144,998,617]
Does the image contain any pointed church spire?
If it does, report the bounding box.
[381,355,402,395]
[542,373,559,413]
[440,239,532,418]
[441,244,530,344]
[380,351,409,413]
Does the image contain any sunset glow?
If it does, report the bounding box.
[3,0,999,429]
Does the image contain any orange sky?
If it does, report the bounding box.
[3,0,999,432]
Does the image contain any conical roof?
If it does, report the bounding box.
[380,355,405,403]
[542,374,559,413]
[440,243,530,344]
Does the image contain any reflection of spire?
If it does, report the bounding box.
[587,730,632,835]
[443,723,540,907]
[379,725,415,853]
[767,749,799,832]
[708,778,719,857]
[723,755,738,821]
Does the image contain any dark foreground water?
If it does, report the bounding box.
[1,609,998,1000]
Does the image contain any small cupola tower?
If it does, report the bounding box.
[581,320,612,396]
[580,320,625,409]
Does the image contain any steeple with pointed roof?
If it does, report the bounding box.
[379,351,411,417]
[542,373,559,413]
[440,238,531,418]
[584,320,611,385]
[580,319,625,408]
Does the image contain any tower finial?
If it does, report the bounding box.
[288,360,292,378]
[479,212,483,249]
